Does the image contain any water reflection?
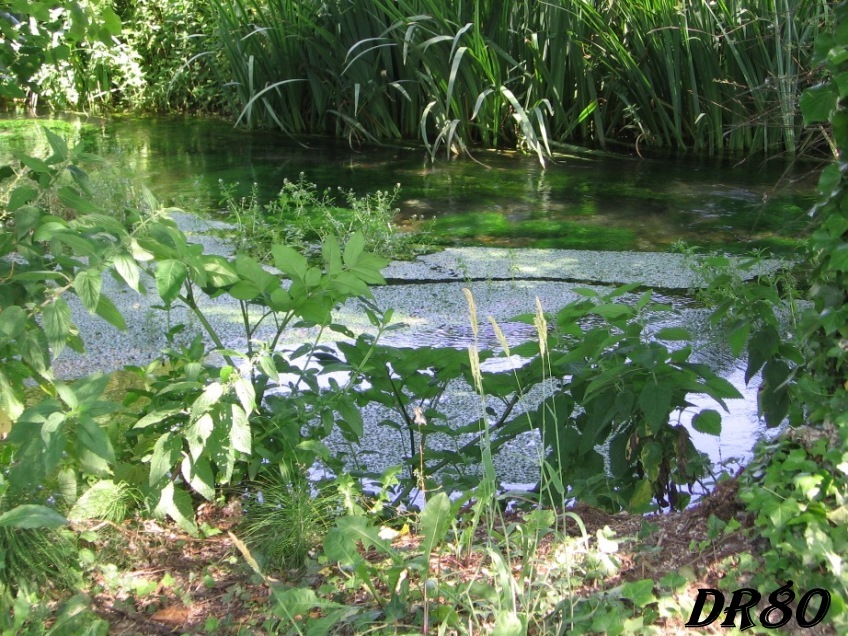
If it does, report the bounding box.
[2,114,817,253]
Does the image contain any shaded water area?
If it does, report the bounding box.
[2,114,819,253]
[2,115,816,492]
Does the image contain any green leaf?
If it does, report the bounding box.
[77,416,116,464]
[43,127,68,161]
[233,378,255,415]
[638,383,672,434]
[692,409,722,435]
[227,280,262,301]
[323,234,343,274]
[21,155,52,176]
[628,479,654,512]
[591,303,633,321]
[272,245,307,282]
[153,481,197,534]
[230,404,251,455]
[150,433,182,486]
[7,185,38,212]
[101,6,122,35]
[191,383,224,419]
[640,442,663,482]
[187,413,214,461]
[43,298,72,354]
[57,186,98,214]
[112,253,140,291]
[343,232,365,267]
[0,306,27,342]
[21,327,51,376]
[0,504,67,529]
[181,456,215,501]
[492,611,524,636]
[94,294,126,330]
[801,83,837,124]
[325,516,391,567]
[74,269,103,312]
[727,321,751,358]
[620,579,657,608]
[155,259,187,304]
[419,492,452,560]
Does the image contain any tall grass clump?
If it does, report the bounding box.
[210,0,831,159]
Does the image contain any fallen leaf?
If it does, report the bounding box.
[151,606,190,626]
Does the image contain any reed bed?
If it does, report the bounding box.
[211,0,830,159]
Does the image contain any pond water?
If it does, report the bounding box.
[2,114,815,495]
[2,114,819,253]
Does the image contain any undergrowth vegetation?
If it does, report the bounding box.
[0,1,846,634]
[219,173,432,262]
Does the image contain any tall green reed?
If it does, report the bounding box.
[210,0,830,159]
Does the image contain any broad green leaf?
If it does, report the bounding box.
[0,306,27,342]
[43,298,72,354]
[181,456,215,500]
[187,412,214,461]
[0,504,67,529]
[692,409,722,435]
[55,231,98,256]
[21,327,51,376]
[419,491,452,559]
[133,408,183,429]
[330,271,370,298]
[33,219,69,241]
[67,479,122,521]
[591,303,633,321]
[620,579,657,607]
[638,383,672,434]
[230,404,251,455]
[77,416,116,464]
[233,378,255,415]
[227,280,261,301]
[272,245,307,282]
[628,479,654,512]
[153,481,197,534]
[43,127,68,161]
[191,383,224,419]
[150,433,182,486]
[74,269,103,312]
[101,6,122,35]
[325,516,390,567]
[202,256,239,288]
[343,232,365,267]
[323,234,342,274]
[8,185,38,212]
[234,254,273,290]
[57,186,98,214]
[155,259,187,304]
[801,83,837,124]
[640,442,663,482]
[20,155,51,175]
[304,266,322,289]
[94,294,126,331]
[727,321,751,358]
[112,253,140,291]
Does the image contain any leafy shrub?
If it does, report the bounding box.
[220,173,431,262]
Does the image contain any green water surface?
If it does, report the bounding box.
[2,115,819,253]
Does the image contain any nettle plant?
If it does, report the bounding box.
[334,285,738,512]
[0,128,388,532]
